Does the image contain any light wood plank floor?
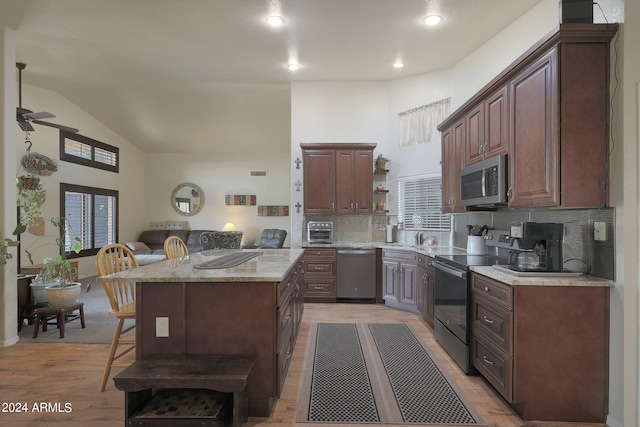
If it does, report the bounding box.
[0,303,606,427]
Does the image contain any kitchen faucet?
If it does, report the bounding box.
[415,231,424,246]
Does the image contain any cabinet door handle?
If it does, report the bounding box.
[484,286,490,292]
[507,187,513,201]
[483,355,494,366]
[350,202,354,210]
[355,202,359,210]
[482,316,494,324]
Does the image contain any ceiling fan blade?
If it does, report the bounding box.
[17,121,34,132]
[31,119,79,133]
[23,111,55,120]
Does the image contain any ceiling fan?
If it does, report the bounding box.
[16,62,79,133]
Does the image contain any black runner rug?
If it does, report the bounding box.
[297,323,485,426]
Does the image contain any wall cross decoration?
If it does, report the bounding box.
[295,202,301,213]
[294,180,302,191]
[294,157,301,169]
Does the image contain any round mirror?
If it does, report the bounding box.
[171,183,205,216]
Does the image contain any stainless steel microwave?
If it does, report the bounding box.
[459,154,507,206]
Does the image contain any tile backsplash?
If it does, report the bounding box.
[303,207,615,280]
[451,207,615,280]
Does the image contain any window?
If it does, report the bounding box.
[61,183,118,258]
[398,174,450,231]
[60,130,119,172]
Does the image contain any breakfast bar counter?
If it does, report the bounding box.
[101,248,305,418]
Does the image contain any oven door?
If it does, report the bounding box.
[433,261,469,344]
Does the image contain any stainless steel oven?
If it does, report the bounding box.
[433,258,472,373]
[307,220,333,244]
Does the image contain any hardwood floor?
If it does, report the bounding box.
[0,303,606,427]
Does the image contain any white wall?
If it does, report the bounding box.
[290,82,390,247]
[15,84,147,279]
[145,152,291,246]
[1,27,18,347]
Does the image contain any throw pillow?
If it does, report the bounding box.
[126,242,151,251]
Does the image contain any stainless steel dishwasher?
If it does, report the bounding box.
[336,249,376,302]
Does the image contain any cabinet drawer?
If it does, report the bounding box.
[471,334,513,402]
[471,293,513,355]
[304,261,335,275]
[304,248,336,259]
[383,250,417,262]
[305,280,335,295]
[471,274,513,309]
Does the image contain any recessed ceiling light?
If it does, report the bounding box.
[423,15,442,26]
[287,63,299,71]
[266,15,285,27]
[393,62,404,69]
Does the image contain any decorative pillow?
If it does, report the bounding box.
[166,221,189,230]
[148,221,167,230]
[126,242,151,251]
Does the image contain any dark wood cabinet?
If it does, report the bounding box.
[508,47,559,208]
[302,149,335,214]
[417,255,435,328]
[439,24,617,210]
[464,86,509,167]
[470,273,609,423]
[441,119,465,213]
[301,143,376,215]
[303,248,336,302]
[336,149,373,214]
[277,258,304,395]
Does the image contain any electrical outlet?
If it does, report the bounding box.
[594,221,607,241]
[156,317,169,337]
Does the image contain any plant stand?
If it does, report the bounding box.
[32,302,85,339]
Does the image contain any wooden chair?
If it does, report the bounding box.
[95,243,139,391]
[164,235,188,259]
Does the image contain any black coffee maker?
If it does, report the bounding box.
[508,222,564,272]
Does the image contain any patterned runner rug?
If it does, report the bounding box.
[297,323,486,426]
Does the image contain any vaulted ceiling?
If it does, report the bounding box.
[0,0,543,154]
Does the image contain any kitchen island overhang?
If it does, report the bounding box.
[100,248,305,418]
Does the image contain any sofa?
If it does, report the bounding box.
[126,229,214,256]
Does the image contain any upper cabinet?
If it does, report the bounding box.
[441,119,465,213]
[302,148,336,214]
[439,23,618,210]
[302,143,376,215]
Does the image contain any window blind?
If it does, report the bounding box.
[398,174,450,231]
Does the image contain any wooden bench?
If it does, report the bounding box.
[113,355,256,427]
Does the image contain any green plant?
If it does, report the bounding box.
[16,175,44,227]
[376,153,391,163]
[375,154,391,172]
[26,217,89,291]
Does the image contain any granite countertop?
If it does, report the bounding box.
[99,248,305,283]
[301,241,613,288]
[301,241,467,257]
[470,265,613,287]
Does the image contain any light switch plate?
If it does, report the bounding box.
[156,317,169,337]
[594,221,607,241]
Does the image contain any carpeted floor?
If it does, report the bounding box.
[17,276,125,344]
[297,323,486,426]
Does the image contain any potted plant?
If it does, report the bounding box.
[375,154,391,173]
[25,217,88,306]
[16,175,45,227]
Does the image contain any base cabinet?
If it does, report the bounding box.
[417,255,435,328]
[470,273,609,423]
[382,249,419,313]
[303,248,337,303]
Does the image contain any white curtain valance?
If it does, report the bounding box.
[397,98,451,148]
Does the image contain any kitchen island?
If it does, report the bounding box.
[101,248,305,417]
